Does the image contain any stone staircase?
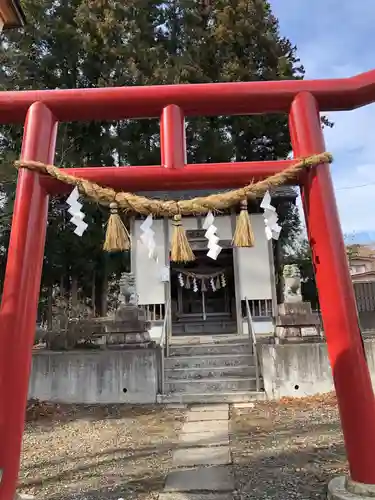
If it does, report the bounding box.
[157,335,266,404]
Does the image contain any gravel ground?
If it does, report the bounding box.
[230,393,347,500]
[19,394,346,500]
[19,403,185,500]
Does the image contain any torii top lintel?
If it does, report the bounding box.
[1,69,375,124]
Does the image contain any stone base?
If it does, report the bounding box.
[92,331,154,349]
[275,325,321,342]
[275,301,321,342]
[106,331,152,344]
[328,476,375,499]
[275,334,323,345]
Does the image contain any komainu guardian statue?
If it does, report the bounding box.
[282,264,302,303]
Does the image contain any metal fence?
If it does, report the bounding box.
[353,282,375,313]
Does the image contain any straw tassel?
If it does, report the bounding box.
[103,202,131,252]
[233,199,255,247]
[170,214,195,262]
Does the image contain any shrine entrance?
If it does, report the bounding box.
[1,71,375,499]
[170,249,236,335]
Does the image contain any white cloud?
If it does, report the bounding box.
[324,107,375,158]
[322,100,375,234]
[269,0,375,236]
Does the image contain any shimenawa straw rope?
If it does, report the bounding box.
[14,152,332,259]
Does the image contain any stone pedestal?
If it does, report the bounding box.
[93,272,152,348]
[95,304,152,348]
[104,304,152,347]
[275,301,321,344]
[328,476,375,500]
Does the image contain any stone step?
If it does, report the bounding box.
[165,377,257,393]
[165,353,255,369]
[164,465,234,492]
[165,364,255,380]
[169,342,251,357]
[189,404,229,412]
[172,323,237,335]
[172,445,231,467]
[179,430,229,448]
[159,494,233,500]
[186,410,228,421]
[158,391,266,404]
[170,334,249,345]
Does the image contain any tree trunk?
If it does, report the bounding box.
[101,272,108,316]
[98,255,109,316]
[274,239,282,304]
[71,276,78,309]
[47,284,53,330]
[60,275,65,297]
[91,270,96,316]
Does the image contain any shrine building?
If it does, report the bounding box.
[130,187,296,339]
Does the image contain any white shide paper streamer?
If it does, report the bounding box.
[66,187,88,237]
[260,191,282,241]
[202,211,222,260]
[139,214,158,261]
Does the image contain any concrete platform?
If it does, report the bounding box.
[165,365,255,380]
[165,377,256,393]
[181,420,228,434]
[168,343,249,356]
[170,335,248,345]
[164,465,234,492]
[157,391,266,404]
[186,411,228,422]
[173,446,231,467]
[179,430,229,447]
[159,494,233,500]
[232,402,255,409]
[190,404,229,412]
[164,353,254,370]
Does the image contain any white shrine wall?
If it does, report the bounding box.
[132,218,166,305]
[235,214,273,301]
[212,215,233,240]
[132,214,274,318]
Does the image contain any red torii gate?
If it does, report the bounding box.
[1,72,375,499]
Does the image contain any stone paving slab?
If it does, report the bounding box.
[181,420,228,434]
[159,493,233,500]
[164,465,234,492]
[232,402,255,409]
[190,404,229,412]
[179,430,229,447]
[186,411,228,422]
[173,445,231,467]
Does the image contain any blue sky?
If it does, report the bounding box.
[269,0,375,241]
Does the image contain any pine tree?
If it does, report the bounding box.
[0,0,307,313]
[161,0,303,242]
[0,0,164,312]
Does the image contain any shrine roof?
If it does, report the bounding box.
[137,186,297,202]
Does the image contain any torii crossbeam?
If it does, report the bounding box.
[1,71,375,500]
